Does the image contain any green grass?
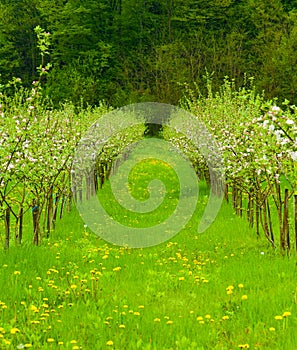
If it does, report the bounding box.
[0,194,297,349]
[1,148,297,349]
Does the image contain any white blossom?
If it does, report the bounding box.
[286,119,294,125]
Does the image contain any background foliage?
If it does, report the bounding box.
[1,0,297,107]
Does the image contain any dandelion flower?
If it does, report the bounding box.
[106,340,113,346]
[10,328,20,334]
[222,316,229,320]
[269,327,275,332]
[154,318,160,322]
[238,284,244,288]
[283,311,291,317]
[166,320,173,325]
[241,295,248,300]
[275,315,283,320]
[47,338,55,343]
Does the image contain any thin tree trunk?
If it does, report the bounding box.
[47,190,53,237]
[4,207,10,249]
[18,207,23,244]
[232,186,237,211]
[255,201,260,238]
[237,190,242,217]
[248,194,254,228]
[32,201,40,245]
[224,183,229,204]
[52,194,59,228]
[261,199,275,247]
[283,189,290,253]
[275,181,284,251]
[60,196,65,219]
[266,199,274,244]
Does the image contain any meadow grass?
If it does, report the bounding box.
[1,145,297,349]
[0,186,297,349]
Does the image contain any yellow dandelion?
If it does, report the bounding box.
[14,271,21,275]
[70,284,77,290]
[47,338,55,343]
[238,284,244,288]
[178,277,185,281]
[113,267,121,272]
[119,324,125,329]
[269,327,275,331]
[241,295,248,300]
[196,316,203,321]
[222,315,229,320]
[205,314,211,319]
[283,311,291,317]
[58,342,64,345]
[154,318,160,322]
[227,290,233,295]
[102,255,109,260]
[275,315,283,320]
[72,347,79,350]
[106,340,113,346]
[24,345,33,348]
[10,327,20,334]
[70,340,77,344]
[166,320,173,325]
[134,311,140,316]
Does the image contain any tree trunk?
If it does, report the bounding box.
[32,201,40,245]
[4,207,10,249]
[283,189,290,253]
